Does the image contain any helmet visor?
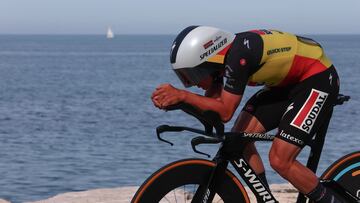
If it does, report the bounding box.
[173,62,223,87]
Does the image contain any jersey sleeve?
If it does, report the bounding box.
[223,32,264,95]
[224,36,252,95]
[223,54,250,95]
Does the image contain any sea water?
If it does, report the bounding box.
[0,34,359,202]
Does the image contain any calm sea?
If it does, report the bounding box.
[0,34,359,202]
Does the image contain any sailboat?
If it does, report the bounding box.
[107,27,114,39]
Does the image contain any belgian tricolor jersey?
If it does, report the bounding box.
[223,29,333,95]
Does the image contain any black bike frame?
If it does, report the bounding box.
[194,119,358,203]
[156,95,357,202]
[194,111,358,203]
[231,158,278,202]
[191,133,278,203]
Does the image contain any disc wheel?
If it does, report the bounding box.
[321,151,360,200]
[132,158,250,203]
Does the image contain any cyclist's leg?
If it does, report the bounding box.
[269,139,348,202]
[232,111,266,174]
[269,66,340,202]
[269,138,318,193]
[269,136,344,203]
[231,86,292,185]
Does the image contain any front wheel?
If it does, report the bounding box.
[321,151,360,201]
[131,158,250,203]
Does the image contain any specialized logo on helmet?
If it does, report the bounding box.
[200,38,228,60]
[291,89,328,133]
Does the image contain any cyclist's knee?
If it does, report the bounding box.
[269,138,300,177]
[269,151,292,177]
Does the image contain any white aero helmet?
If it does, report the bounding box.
[170,26,235,87]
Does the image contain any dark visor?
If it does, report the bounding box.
[173,62,223,87]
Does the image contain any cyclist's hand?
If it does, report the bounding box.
[151,84,186,110]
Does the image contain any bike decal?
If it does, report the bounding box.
[334,162,360,181]
[233,159,277,203]
[202,189,211,203]
[291,89,328,133]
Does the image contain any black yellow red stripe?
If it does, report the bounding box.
[207,43,232,64]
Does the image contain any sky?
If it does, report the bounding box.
[1,0,360,35]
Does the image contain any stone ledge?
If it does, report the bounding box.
[22,184,297,203]
[0,183,298,203]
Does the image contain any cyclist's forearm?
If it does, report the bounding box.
[182,89,242,122]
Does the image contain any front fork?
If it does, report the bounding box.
[191,156,229,203]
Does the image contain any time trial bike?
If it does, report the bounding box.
[132,94,359,203]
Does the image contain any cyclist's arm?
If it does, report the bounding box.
[182,50,251,122]
[205,78,223,99]
[152,35,254,122]
[181,89,242,122]
[185,32,262,121]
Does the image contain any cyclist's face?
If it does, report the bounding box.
[197,75,213,90]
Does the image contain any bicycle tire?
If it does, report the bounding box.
[131,158,250,203]
[321,151,360,200]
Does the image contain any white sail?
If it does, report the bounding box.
[107,27,114,39]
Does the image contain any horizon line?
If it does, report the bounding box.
[1,32,360,36]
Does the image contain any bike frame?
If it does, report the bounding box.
[202,132,317,203]
[191,109,358,203]
[156,95,358,202]
[199,133,279,203]
[191,122,358,202]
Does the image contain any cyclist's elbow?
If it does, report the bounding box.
[222,117,231,123]
[218,93,241,123]
[221,112,233,123]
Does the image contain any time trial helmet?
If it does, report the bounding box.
[170,26,235,87]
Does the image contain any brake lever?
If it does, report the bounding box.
[191,136,224,158]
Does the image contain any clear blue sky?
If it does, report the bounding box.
[1,0,359,34]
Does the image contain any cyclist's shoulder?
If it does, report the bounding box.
[228,29,296,56]
[233,30,263,47]
[227,30,263,57]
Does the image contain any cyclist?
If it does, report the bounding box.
[151,26,341,203]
